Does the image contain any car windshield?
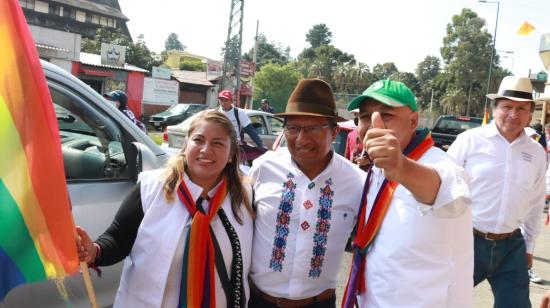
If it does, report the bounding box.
[433,117,481,134]
[168,104,189,113]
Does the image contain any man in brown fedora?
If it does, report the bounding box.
[448,76,547,307]
[247,79,366,307]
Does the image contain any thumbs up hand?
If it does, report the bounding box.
[363,111,405,182]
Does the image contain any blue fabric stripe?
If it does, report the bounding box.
[0,246,26,300]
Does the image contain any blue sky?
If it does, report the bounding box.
[119,0,549,77]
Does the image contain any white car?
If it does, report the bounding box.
[166,109,284,150]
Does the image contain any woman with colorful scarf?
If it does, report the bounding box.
[76,110,254,308]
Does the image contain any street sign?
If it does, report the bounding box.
[152,67,171,80]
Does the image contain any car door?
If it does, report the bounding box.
[1,66,163,308]
[246,114,282,149]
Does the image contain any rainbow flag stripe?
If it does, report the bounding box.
[0,0,79,300]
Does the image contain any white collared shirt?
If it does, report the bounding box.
[249,148,366,299]
[447,122,546,252]
[360,146,473,308]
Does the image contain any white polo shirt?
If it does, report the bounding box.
[447,122,546,253]
[249,148,366,299]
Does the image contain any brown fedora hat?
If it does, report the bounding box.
[276,79,338,118]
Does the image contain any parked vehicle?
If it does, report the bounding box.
[1,60,168,308]
[149,103,208,130]
[166,109,284,150]
[272,119,355,156]
[431,115,482,150]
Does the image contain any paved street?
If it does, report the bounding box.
[336,212,550,307]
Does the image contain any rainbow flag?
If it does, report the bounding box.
[0,0,79,300]
[481,108,490,126]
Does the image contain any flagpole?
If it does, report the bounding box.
[80,262,98,308]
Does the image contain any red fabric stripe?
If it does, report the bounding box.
[1,0,77,274]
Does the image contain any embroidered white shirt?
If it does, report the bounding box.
[359,146,473,308]
[447,122,546,253]
[249,148,366,299]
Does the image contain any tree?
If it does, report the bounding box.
[253,63,303,112]
[440,8,497,116]
[415,56,442,108]
[389,71,420,95]
[179,59,205,71]
[372,62,399,81]
[297,44,356,91]
[242,34,289,70]
[165,33,184,51]
[81,28,160,71]
[305,23,332,48]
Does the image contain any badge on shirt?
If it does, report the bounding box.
[521,152,533,163]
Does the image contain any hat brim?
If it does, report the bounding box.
[275,111,339,118]
[347,93,408,111]
[486,94,533,102]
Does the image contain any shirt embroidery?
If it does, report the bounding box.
[309,178,334,278]
[301,221,310,231]
[269,172,296,272]
[303,200,313,210]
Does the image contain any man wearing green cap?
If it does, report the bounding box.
[341,80,473,308]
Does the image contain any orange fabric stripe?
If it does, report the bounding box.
[0,0,77,275]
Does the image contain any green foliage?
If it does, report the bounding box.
[242,34,289,70]
[81,28,160,71]
[179,59,205,71]
[332,62,373,94]
[372,62,399,81]
[415,56,442,108]
[439,8,495,116]
[165,33,184,51]
[254,63,303,112]
[297,44,356,91]
[306,23,332,48]
[389,72,420,94]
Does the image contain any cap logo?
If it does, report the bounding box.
[371,81,384,91]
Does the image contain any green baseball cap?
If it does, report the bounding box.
[347,80,417,112]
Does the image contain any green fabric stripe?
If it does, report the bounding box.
[0,179,46,282]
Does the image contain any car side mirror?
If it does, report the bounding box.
[130,142,161,180]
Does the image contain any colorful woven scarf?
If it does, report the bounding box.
[177,177,227,308]
[341,129,434,308]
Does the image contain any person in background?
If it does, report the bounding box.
[258,98,275,113]
[76,111,254,307]
[103,90,146,132]
[218,90,264,150]
[448,76,546,308]
[344,109,371,171]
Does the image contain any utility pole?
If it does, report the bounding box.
[220,0,244,106]
[250,20,259,109]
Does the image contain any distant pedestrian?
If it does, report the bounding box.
[258,99,275,113]
[103,90,146,132]
[448,76,546,308]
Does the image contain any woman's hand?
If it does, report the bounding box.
[76,226,97,263]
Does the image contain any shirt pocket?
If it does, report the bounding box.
[515,160,537,189]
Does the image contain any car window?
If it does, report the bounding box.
[169,104,189,113]
[250,115,268,135]
[51,87,129,181]
[269,116,284,135]
[433,118,481,134]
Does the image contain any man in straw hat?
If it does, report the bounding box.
[342,80,473,308]
[448,76,546,307]
[247,79,366,307]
